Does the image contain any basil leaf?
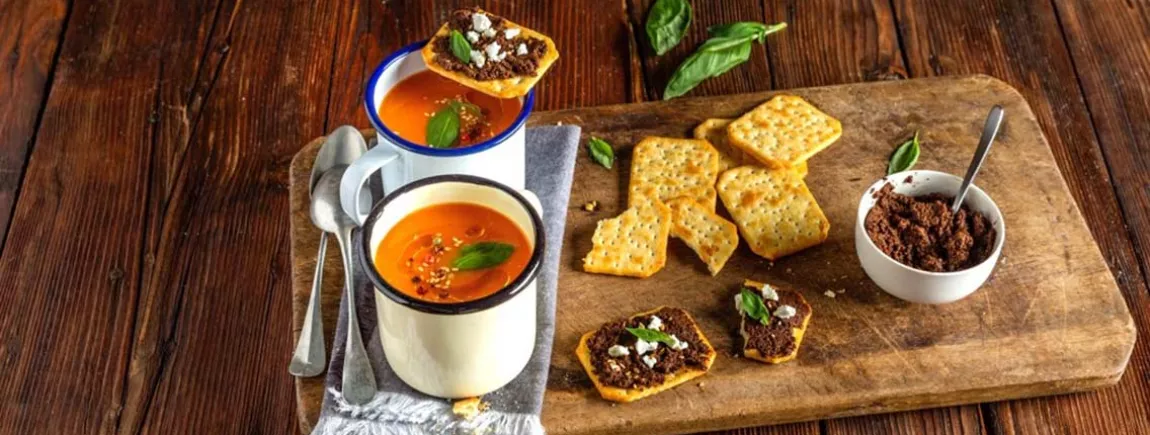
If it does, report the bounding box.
[645,0,692,56]
[707,22,767,39]
[663,21,786,99]
[739,287,771,325]
[425,106,460,148]
[451,242,515,271]
[664,42,752,99]
[587,137,614,169]
[451,100,482,117]
[449,30,471,63]
[888,130,921,175]
[626,326,675,345]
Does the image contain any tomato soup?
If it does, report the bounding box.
[379,70,523,148]
[376,203,531,303]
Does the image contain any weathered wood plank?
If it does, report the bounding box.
[124,0,348,434]
[892,0,1150,434]
[0,0,170,432]
[0,0,69,244]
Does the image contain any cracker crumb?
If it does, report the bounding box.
[582,200,599,212]
[824,290,836,298]
[452,397,488,420]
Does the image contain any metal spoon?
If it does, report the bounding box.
[290,127,367,378]
[312,165,377,404]
[952,105,1004,211]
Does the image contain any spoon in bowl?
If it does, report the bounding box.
[951,105,1004,212]
[312,165,377,404]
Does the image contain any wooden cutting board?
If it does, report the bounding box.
[288,75,1136,434]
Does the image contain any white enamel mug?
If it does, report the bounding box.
[342,41,535,226]
[358,175,543,398]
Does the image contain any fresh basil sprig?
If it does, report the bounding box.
[626,326,675,346]
[426,106,461,148]
[739,287,771,325]
[449,30,471,63]
[452,242,515,270]
[664,22,786,100]
[888,130,921,175]
[645,0,692,56]
[587,137,615,169]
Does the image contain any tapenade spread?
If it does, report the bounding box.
[864,184,997,272]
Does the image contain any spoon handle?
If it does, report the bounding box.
[952,105,1004,211]
[288,233,328,377]
[336,226,377,405]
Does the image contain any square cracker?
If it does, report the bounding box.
[727,95,842,168]
[575,306,716,403]
[667,198,739,276]
[695,118,809,176]
[420,10,559,98]
[692,118,746,172]
[628,137,720,211]
[717,166,830,260]
[582,195,672,278]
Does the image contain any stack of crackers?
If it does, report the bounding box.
[583,95,841,278]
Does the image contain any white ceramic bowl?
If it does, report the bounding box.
[855,170,1005,304]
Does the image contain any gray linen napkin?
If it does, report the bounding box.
[311,125,581,435]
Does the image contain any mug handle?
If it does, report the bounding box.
[341,144,399,226]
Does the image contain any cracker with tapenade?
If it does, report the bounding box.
[582,191,672,278]
[576,307,716,403]
[717,166,830,260]
[727,95,841,168]
[421,8,559,98]
[736,280,812,364]
[628,137,720,211]
[667,198,738,276]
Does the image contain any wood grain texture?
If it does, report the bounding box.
[0,0,167,432]
[0,0,68,245]
[288,76,1135,435]
[125,1,346,434]
[892,1,1150,434]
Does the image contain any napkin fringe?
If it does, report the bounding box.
[312,389,545,435]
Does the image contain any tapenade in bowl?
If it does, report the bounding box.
[855,170,1005,304]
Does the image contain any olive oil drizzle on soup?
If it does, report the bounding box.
[379,70,523,147]
[376,203,531,303]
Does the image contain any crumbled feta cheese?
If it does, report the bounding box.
[504,28,521,39]
[734,293,745,314]
[484,42,502,58]
[607,344,630,357]
[470,50,486,68]
[465,30,480,43]
[516,43,528,55]
[774,304,797,319]
[823,290,836,299]
[760,284,779,301]
[634,338,659,355]
[669,334,689,350]
[647,316,663,331]
[641,355,657,368]
[471,13,492,32]
[482,28,497,39]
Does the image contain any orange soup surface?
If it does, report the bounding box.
[379,70,523,148]
[376,203,531,303]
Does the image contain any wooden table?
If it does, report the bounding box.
[0,1,1146,434]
